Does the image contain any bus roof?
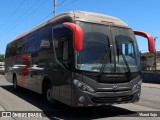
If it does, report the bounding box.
[71,11,129,27]
[12,11,130,42]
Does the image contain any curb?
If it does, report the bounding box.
[142,83,160,89]
[0,105,5,111]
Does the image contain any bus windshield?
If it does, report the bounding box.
[112,26,140,73]
[75,21,140,73]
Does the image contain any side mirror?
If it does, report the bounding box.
[134,31,155,53]
[63,22,83,51]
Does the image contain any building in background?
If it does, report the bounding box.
[0,62,5,71]
[141,50,160,71]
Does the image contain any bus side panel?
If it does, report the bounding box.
[5,57,14,83]
[35,51,56,94]
[34,25,55,94]
[59,68,72,106]
[45,62,72,106]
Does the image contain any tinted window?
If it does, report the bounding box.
[5,44,11,57]
[75,21,111,72]
[27,33,38,53]
[10,41,17,56]
[15,37,27,54]
[21,37,28,53]
[38,25,52,51]
[53,26,73,68]
[5,36,28,57]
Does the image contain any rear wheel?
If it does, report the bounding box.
[13,75,19,91]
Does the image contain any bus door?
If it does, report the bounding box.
[52,25,73,105]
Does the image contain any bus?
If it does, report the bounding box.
[5,11,155,107]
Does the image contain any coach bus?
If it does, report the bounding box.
[5,11,155,107]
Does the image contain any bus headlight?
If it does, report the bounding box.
[132,79,142,91]
[73,79,95,93]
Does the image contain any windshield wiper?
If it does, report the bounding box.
[118,48,131,76]
[97,47,111,81]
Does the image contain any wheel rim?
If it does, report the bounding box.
[47,88,52,101]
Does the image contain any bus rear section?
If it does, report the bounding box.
[5,11,155,107]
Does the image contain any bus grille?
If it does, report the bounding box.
[98,72,140,83]
[92,95,134,103]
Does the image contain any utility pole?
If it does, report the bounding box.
[54,0,56,16]
[154,37,158,71]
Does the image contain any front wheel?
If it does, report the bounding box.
[43,83,54,104]
[46,85,53,103]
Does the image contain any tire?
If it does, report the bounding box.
[43,81,61,107]
[13,76,19,91]
[43,83,54,104]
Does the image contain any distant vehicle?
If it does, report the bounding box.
[5,11,155,107]
[0,62,5,71]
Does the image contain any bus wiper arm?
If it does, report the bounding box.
[97,47,111,80]
[119,48,131,76]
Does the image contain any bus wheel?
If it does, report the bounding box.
[13,76,19,91]
[43,83,54,104]
[47,85,52,102]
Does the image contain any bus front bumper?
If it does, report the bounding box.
[71,86,141,107]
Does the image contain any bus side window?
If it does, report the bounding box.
[53,26,72,69]
[38,25,52,51]
[5,44,10,57]
[58,40,69,66]
[27,33,38,53]
[21,37,28,54]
